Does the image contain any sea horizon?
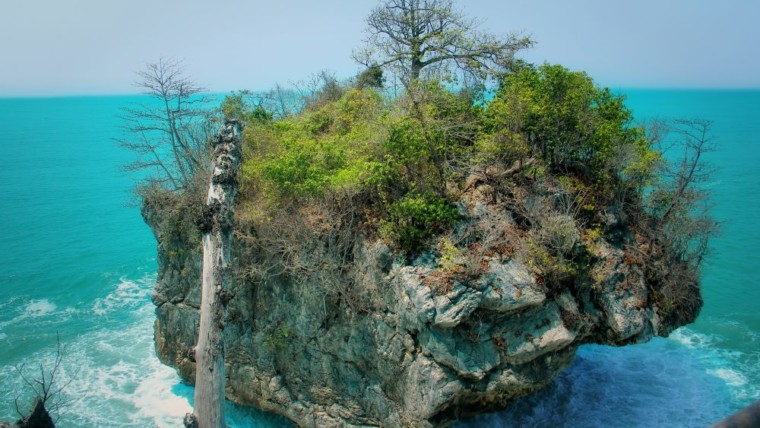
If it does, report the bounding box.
[1,84,760,100]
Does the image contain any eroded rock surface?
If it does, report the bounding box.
[145,180,699,427]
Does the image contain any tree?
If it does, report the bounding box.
[353,0,532,86]
[262,84,300,119]
[10,334,78,428]
[119,58,214,191]
[295,70,347,111]
[482,63,649,183]
[639,118,717,325]
[183,121,242,428]
[356,64,385,90]
[219,91,273,124]
[647,118,717,268]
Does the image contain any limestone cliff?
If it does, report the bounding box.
[143,173,700,427]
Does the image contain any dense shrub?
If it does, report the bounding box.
[241,88,387,201]
[231,64,707,265]
[381,193,460,252]
[481,64,654,189]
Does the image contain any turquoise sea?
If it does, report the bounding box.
[0,90,758,427]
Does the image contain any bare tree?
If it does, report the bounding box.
[12,334,78,427]
[294,70,347,110]
[119,58,214,191]
[353,0,532,86]
[648,118,717,268]
[654,121,714,219]
[635,118,718,325]
[264,83,301,119]
[184,121,242,428]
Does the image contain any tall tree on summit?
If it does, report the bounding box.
[353,0,532,86]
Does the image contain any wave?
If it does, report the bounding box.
[0,274,289,427]
[92,276,154,316]
[0,300,192,427]
[24,299,57,317]
[2,272,755,428]
[0,298,77,331]
[671,326,759,405]
[459,327,756,428]
[61,310,194,428]
[0,274,155,337]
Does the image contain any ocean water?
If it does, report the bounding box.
[0,91,757,427]
[462,90,760,427]
[0,96,287,427]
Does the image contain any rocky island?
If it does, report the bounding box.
[127,1,714,426]
[145,164,703,427]
[140,78,710,428]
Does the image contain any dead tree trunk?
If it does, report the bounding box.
[185,120,242,428]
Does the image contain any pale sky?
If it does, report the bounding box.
[1,0,758,96]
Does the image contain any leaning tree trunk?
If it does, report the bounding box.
[185,120,242,428]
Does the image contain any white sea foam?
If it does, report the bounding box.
[132,357,193,427]
[27,299,191,427]
[0,298,66,330]
[92,276,153,316]
[0,273,186,427]
[670,326,759,403]
[1,283,287,427]
[24,299,57,317]
[670,327,715,348]
[710,368,748,387]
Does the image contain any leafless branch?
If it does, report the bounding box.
[354,0,532,86]
[13,333,80,423]
[120,57,213,193]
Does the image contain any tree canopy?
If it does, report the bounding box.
[354,0,532,86]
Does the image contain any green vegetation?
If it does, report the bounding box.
[380,193,460,252]
[231,63,660,252]
[263,325,292,349]
[223,59,713,325]
[241,87,387,199]
[481,63,655,188]
[227,60,711,262]
[131,0,714,319]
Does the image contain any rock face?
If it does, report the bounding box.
[0,398,55,428]
[145,181,698,427]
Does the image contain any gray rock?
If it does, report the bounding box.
[592,242,657,343]
[421,328,500,380]
[479,260,544,313]
[143,189,700,427]
[432,283,482,328]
